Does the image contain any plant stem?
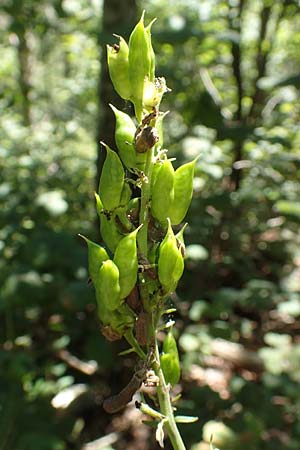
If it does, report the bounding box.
[138,147,154,257]
[153,318,186,450]
[136,128,186,450]
[124,329,146,360]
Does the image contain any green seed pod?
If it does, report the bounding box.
[150,159,163,191]
[95,193,123,252]
[113,226,141,299]
[145,19,156,82]
[128,11,152,121]
[101,217,123,253]
[135,152,147,171]
[114,182,132,232]
[151,160,174,224]
[97,301,112,326]
[79,235,109,283]
[158,219,184,293]
[99,144,125,211]
[168,159,196,225]
[160,330,181,386]
[110,104,137,170]
[163,329,178,354]
[96,259,121,311]
[107,35,131,100]
[120,182,131,207]
[101,218,112,246]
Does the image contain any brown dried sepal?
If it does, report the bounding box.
[148,217,165,242]
[138,253,158,280]
[128,203,140,225]
[135,126,159,153]
[101,325,122,341]
[142,109,159,126]
[176,239,186,257]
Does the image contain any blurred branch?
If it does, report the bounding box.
[229,0,246,121]
[210,338,264,372]
[81,433,119,450]
[200,68,232,120]
[248,3,272,119]
[228,0,246,191]
[57,349,98,375]
[249,0,289,120]
[16,28,32,126]
[229,0,288,191]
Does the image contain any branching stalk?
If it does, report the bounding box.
[152,316,186,450]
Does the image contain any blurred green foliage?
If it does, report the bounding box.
[1,0,300,449]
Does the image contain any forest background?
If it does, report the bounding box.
[1,0,300,449]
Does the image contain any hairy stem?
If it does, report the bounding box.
[152,316,186,450]
[138,147,155,257]
[137,138,186,449]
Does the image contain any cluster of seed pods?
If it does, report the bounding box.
[82,13,196,401]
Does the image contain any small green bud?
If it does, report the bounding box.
[107,35,131,100]
[160,329,181,386]
[99,144,125,211]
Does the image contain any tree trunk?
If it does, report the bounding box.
[96,0,137,190]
